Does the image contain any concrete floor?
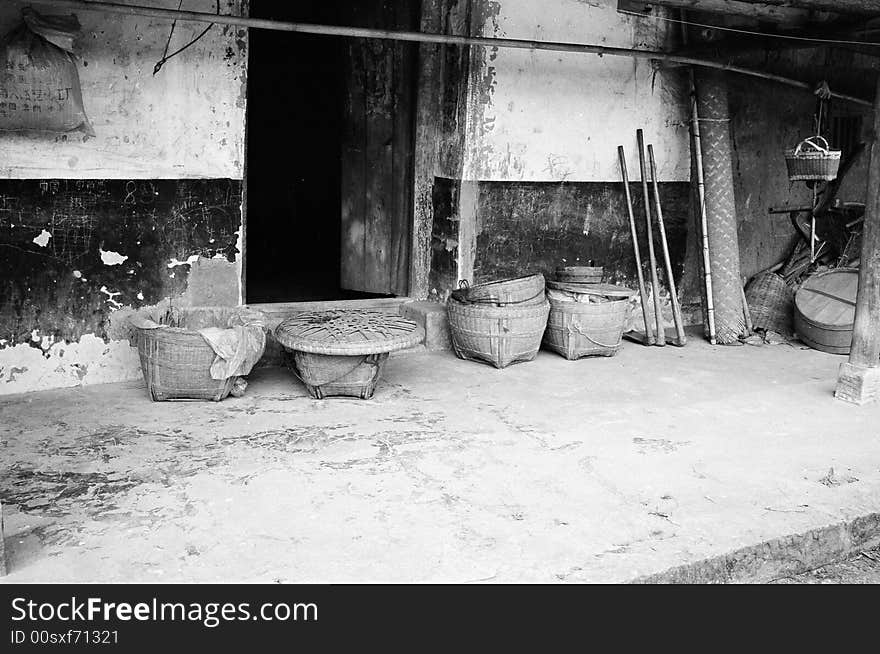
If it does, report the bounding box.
[1,337,879,583]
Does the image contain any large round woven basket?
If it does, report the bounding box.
[136,327,234,402]
[447,297,550,369]
[745,272,794,335]
[455,273,545,306]
[543,296,631,360]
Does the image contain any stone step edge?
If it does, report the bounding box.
[630,511,880,584]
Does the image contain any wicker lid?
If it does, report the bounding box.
[275,310,424,355]
[795,268,858,330]
[546,280,635,298]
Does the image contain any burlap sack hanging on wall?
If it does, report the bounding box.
[0,7,95,137]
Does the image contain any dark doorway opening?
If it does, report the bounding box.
[245,1,418,303]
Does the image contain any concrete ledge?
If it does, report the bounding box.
[399,301,452,351]
[835,362,880,405]
[632,512,880,584]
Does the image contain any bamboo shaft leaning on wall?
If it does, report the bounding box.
[688,68,717,345]
[28,0,874,109]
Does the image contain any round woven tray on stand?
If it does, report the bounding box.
[274,310,424,399]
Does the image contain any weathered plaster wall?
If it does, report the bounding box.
[0,0,247,179]
[430,0,691,307]
[461,0,690,183]
[0,180,243,395]
[0,1,248,395]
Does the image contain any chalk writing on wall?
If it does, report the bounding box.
[0,179,242,346]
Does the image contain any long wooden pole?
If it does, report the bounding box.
[847,77,880,369]
[834,75,880,404]
[648,144,687,347]
[637,130,666,347]
[26,0,874,109]
[618,146,655,346]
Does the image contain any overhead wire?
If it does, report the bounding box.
[153,0,221,75]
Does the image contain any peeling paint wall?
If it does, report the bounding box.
[0,0,247,179]
[430,0,691,300]
[461,0,689,183]
[0,1,248,395]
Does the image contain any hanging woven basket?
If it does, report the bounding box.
[784,136,841,182]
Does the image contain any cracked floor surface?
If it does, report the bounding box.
[1,338,879,583]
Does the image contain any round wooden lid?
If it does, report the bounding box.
[794,268,858,330]
[275,310,424,355]
[546,280,635,297]
[556,266,603,274]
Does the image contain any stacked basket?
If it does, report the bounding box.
[447,273,550,369]
[543,281,634,359]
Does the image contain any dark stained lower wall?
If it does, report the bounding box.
[0,179,242,346]
[429,177,462,296]
[428,179,691,294]
[473,181,690,286]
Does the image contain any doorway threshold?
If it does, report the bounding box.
[246,297,413,320]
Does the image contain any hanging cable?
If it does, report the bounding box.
[153,0,220,76]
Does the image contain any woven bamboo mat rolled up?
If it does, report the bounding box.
[695,69,747,344]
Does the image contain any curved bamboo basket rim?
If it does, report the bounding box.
[464,272,544,291]
[447,296,550,317]
[275,311,424,355]
[546,280,634,297]
[459,273,545,305]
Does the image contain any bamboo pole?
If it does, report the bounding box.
[637,129,666,347]
[618,146,655,345]
[648,144,687,346]
[25,0,874,109]
[688,69,717,345]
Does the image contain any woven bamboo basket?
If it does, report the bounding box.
[290,350,389,399]
[745,272,795,335]
[447,297,550,369]
[555,266,604,284]
[136,327,234,401]
[455,273,545,306]
[784,136,841,182]
[543,296,630,359]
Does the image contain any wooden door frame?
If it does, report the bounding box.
[242,0,471,305]
[409,0,446,301]
[410,0,478,300]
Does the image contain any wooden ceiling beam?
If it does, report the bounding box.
[648,0,880,17]
[643,0,816,23]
